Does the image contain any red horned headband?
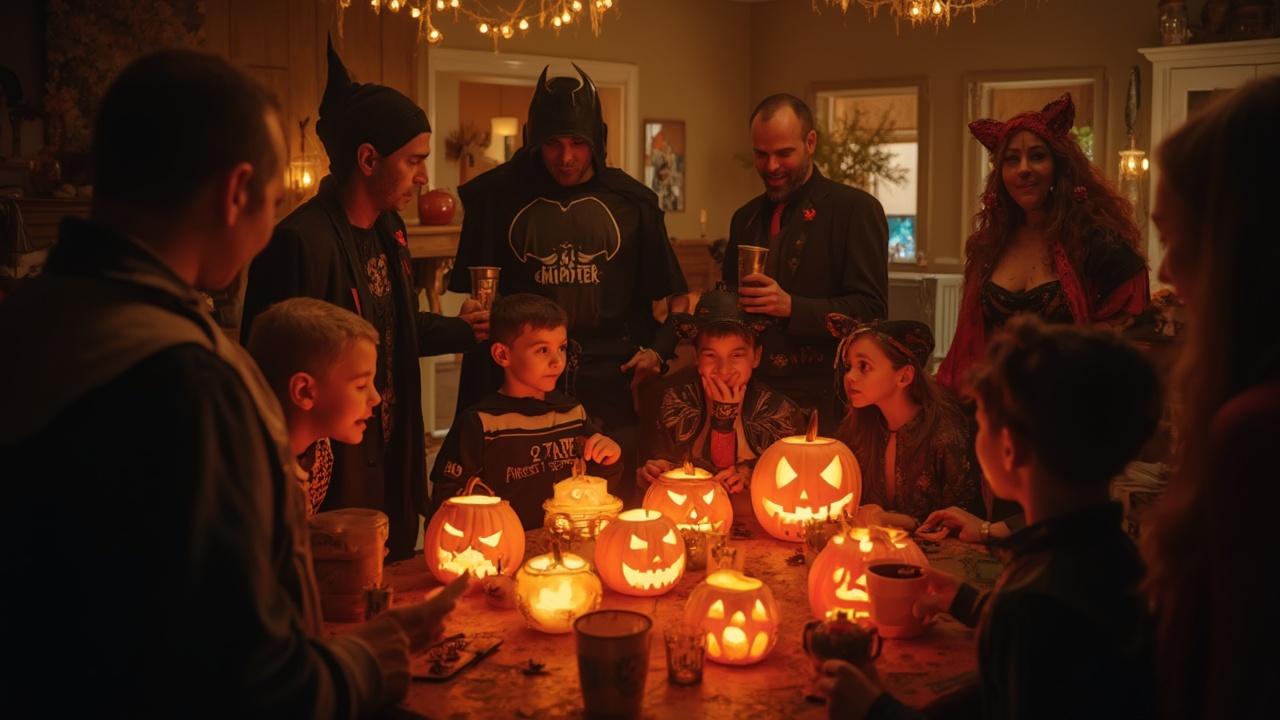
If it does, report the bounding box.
[968,93,1076,153]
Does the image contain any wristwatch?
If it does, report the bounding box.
[979,521,992,544]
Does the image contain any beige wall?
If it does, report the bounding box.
[750,0,1161,270]
[425,0,758,241]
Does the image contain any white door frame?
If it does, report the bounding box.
[420,47,641,187]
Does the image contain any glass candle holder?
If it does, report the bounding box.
[663,621,706,685]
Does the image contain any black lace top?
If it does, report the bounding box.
[981,280,1074,334]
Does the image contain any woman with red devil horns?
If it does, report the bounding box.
[937,94,1150,394]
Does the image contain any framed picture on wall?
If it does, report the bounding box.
[643,120,685,212]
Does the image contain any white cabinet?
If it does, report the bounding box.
[1140,39,1280,283]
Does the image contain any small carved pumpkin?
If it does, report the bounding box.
[515,549,603,634]
[594,508,686,596]
[424,478,526,583]
[684,569,779,665]
[807,525,928,621]
[642,461,733,532]
[751,413,862,541]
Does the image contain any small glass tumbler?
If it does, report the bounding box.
[663,621,706,686]
[681,528,708,572]
[706,530,740,572]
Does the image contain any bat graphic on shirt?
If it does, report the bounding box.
[507,196,622,266]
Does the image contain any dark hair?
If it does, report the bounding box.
[750,93,815,137]
[836,331,959,485]
[969,317,1160,485]
[93,49,280,214]
[490,293,568,346]
[964,118,1143,289]
[696,322,757,349]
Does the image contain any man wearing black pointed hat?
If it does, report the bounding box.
[725,94,889,434]
[242,40,486,560]
[448,63,688,504]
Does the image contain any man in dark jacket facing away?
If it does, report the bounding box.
[725,94,889,432]
[242,40,486,559]
[0,50,459,717]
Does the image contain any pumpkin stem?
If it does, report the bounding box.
[682,459,694,475]
[572,457,586,478]
[551,540,564,567]
[806,410,819,442]
[464,476,495,496]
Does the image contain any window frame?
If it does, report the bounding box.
[811,76,931,267]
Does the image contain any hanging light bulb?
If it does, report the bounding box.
[388,0,401,12]
[932,1,944,15]
[478,22,489,33]
[562,10,572,23]
[428,27,442,42]
[435,0,445,9]
[501,24,514,38]
[519,18,530,30]
[603,0,612,8]
[552,16,562,27]
[410,6,420,18]
[572,0,583,11]
[450,0,459,7]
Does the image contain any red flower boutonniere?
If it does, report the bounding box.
[394,230,408,248]
[802,208,816,222]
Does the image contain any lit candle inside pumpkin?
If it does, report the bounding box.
[514,549,603,634]
[644,461,733,533]
[684,569,779,665]
[807,525,927,621]
[750,412,863,541]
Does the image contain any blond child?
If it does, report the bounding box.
[248,297,382,515]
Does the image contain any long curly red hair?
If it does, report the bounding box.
[963,129,1142,285]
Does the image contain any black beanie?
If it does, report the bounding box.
[316,37,430,179]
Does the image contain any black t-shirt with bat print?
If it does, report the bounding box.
[453,158,686,345]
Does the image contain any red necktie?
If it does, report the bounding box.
[769,202,786,241]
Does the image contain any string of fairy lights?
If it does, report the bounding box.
[817,0,1003,30]
[336,0,617,46]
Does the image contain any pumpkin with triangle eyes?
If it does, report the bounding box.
[424,480,526,583]
[594,509,686,596]
[807,525,928,621]
[684,569,779,665]
[642,462,733,532]
[751,413,862,541]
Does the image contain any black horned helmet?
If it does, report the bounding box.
[524,63,607,169]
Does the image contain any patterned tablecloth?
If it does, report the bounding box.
[332,511,1003,720]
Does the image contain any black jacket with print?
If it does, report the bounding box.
[429,391,624,529]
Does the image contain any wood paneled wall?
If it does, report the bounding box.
[203,0,422,214]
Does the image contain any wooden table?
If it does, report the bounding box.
[340,511,1001,719]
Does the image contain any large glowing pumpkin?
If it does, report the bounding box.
[684,569,779,665]
[642,461,733,532]
[594,509,686,596]
[807,525,928,621]
[751,413,861,541]
[514,549,603,634]
[424,478,526,583]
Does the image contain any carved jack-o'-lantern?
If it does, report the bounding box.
[514,549,603,634]
[684,569,780,665]
[424,478,526,583]
[594,508,686,596]
[751,413,862,541]
[642,461,734,532]
[807,525,928,621]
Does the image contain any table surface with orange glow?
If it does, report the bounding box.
[338,510,1002,720]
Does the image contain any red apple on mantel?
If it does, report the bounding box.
[418,188,457,225]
